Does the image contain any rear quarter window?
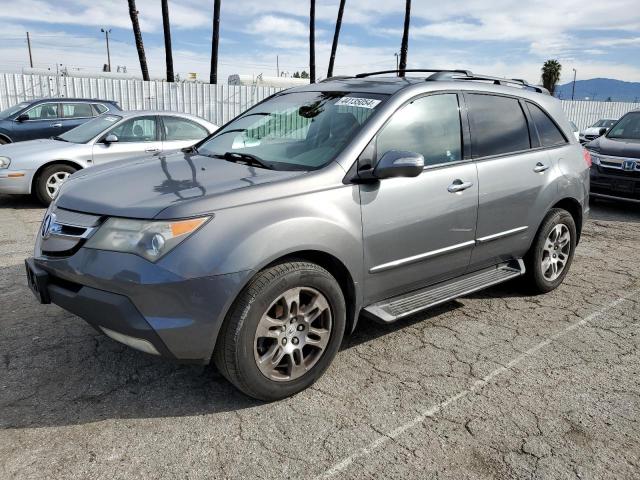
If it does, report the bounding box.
[466,94,531,158]
[526,102,567,147]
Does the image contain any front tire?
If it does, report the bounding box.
[524,208,577,293]
[34,163,77,206]
[214,261,346,401]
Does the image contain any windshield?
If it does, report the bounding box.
[607,112,640,140]
[0,102,30,119]
[196,91,388,170]
[592,119,616,128]
[59,114,122,143]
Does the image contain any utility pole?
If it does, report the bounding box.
[26,32,34,68]
[571,68,577,101]
[101,28,112,72]
[277,55,279,77]
[394,52,399,73]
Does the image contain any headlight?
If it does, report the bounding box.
[590,152,601,165]
[85,216,210,262]
[0,156,10,169]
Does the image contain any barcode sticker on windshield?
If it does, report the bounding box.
[335,97,381,109]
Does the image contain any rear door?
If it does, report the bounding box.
[360,92,479,303]
[92,115,162,164]
[466,93,566,271]
[160,116,210,153]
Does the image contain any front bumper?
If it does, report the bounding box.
[0,170,30,194]
[590,165,640,202]
[27,249,253,363]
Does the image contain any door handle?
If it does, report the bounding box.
[533,162,549,173]
[448,179,474,193]
[145,148,160,153]
[51,123,62,127]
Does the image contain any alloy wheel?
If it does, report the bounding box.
[254,287,332,382]
[541,223,571,281]
[45,171,71,198]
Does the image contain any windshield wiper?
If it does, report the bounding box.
[214,152,273,169]
[52,136,68,142]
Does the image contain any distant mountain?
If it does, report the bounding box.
[555,78,640,102]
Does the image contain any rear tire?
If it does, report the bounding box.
[214,261,346,401]
[524,208,576,293]
[0,136,9,145]
[34,163,77,206]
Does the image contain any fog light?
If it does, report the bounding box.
[100,326,160,355]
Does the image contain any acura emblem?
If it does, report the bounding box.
[41,212,57,239]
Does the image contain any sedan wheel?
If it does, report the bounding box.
[45,171,71,198]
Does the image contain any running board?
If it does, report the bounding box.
[364,259,525,323]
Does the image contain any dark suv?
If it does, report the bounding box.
[587,109,640,203]
[0,98,120,144]
[26,70,590,400]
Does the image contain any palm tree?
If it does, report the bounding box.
[327,0,346,78]
[127,0,150,81]
[210,0,222,84]
[309,0,316,83]
[161,0,175,82]
[541,59,562,95]
[398,0,411,77]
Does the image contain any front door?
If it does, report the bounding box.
[12,102,62,141]
[360,93,478,304]
[92,115,162,165]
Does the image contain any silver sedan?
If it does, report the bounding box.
[0,110,217,204]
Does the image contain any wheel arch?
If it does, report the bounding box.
[0,132,12,144]
[31,160,84,194]
[550,197,583,243]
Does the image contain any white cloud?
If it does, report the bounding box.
[249,15,309,38]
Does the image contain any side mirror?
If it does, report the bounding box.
[598,128,607,136]
[373,150,424,179]
[15,114,29,122]
[103,134,119,144]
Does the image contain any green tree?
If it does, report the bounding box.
[300,70,310,79]
[541,59,562,95]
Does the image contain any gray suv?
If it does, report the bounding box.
[25,70,590,400]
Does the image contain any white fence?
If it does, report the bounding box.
[1,73,639,130]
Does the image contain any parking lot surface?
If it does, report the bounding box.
[1,194,639,480]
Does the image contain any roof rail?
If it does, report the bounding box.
[355,69,472,78]
[427,71,548,94]
[319,75,352,82]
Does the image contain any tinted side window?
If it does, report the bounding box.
[467,94,530,158]
[376,94,462,166]
[526,102,566,147]
[62,103,94,118]
[163,117,208,141]
[108,116,157,142]
[25,103,59,120]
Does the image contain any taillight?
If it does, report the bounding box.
[583,148,592,167]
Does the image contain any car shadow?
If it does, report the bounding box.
[1,259,471,429]
[0,194,43,210]
[589,198,640,223]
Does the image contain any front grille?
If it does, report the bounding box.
[40,207,103,257]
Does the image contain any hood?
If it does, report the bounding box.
[0,138,74,157]
[56,151,307,219]
[586,135,640,159]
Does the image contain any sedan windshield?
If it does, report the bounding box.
[607,112,640,140]
[59,114,123,144]
[196,91,388,170]
[592,119,616,128]
[0,102,30,119]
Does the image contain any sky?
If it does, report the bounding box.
[0,0,639,85]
